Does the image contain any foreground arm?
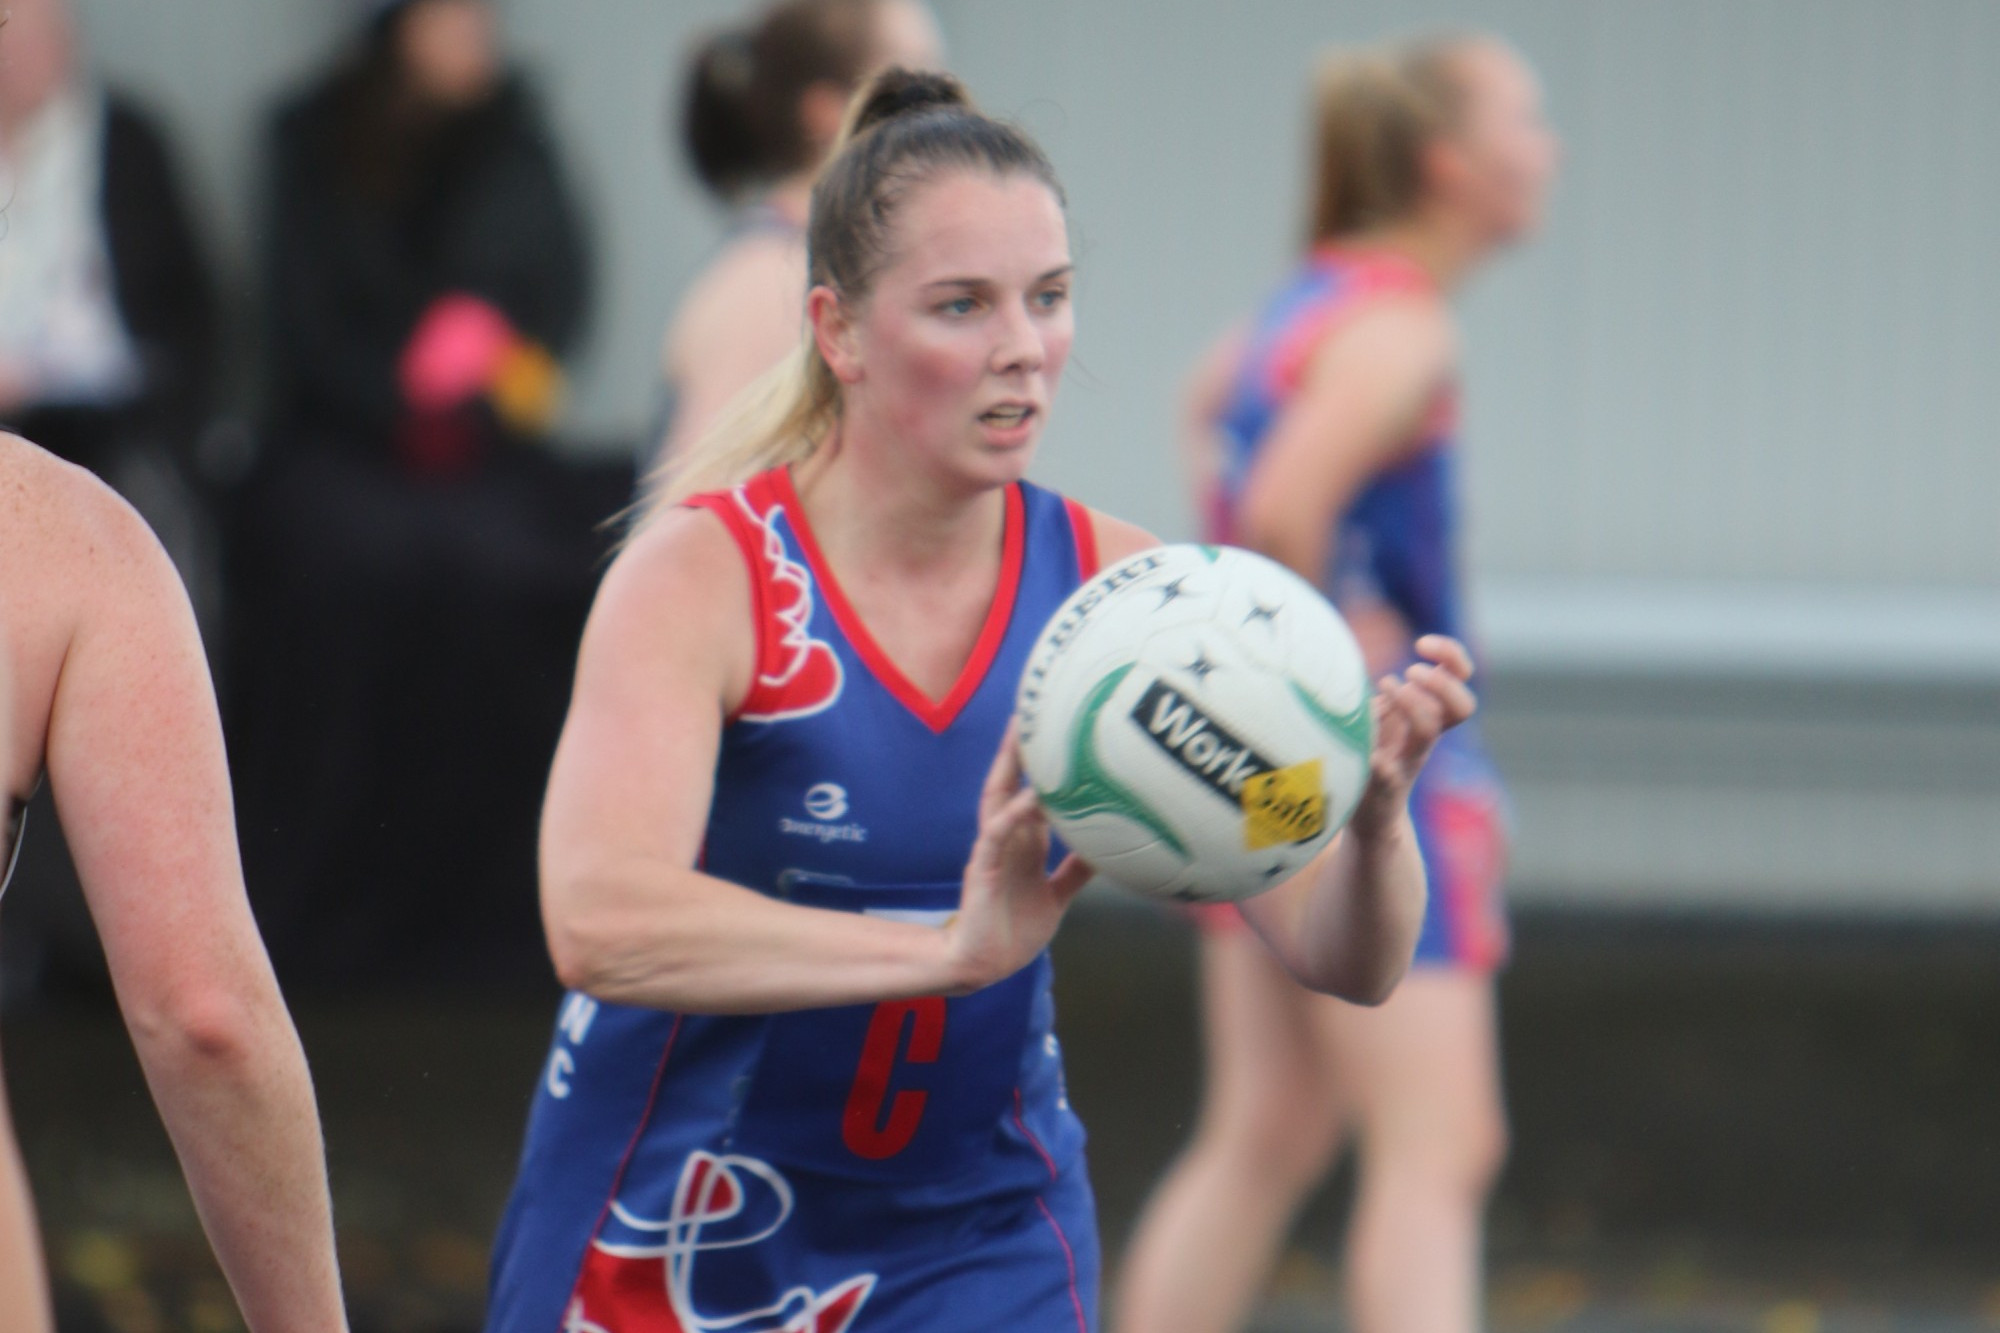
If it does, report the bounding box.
[0,1055,53,1333]
[542,512,1087,1015]
[44,494,345,1333]
[1236,636,1476,1002]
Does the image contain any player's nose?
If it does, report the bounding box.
[989,299,1046,377]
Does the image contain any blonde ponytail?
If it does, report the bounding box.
[643,338,840,513]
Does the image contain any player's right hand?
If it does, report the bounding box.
[946,720,1092,993]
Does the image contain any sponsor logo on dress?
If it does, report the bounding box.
[803,783,848,820]
[565,1149,875,1333]
[782,783,866,844]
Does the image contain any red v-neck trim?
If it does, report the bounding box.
[774,467,1025,735]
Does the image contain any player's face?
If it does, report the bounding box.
[834,170,1073,489]
[1445,43,1559,246]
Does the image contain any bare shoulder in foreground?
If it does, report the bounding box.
[0,431,351,1333]
[0,431,185,796]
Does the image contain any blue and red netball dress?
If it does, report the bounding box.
[486,466,1103,1333]
[1209,247,1509,971]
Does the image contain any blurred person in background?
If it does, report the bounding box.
[1116,35,1558,1333]
[231,0,595,990]
[657,0,942,466]
[0,434,346,1331]
[0,0,219,615]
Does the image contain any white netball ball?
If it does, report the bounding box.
[1015,544,1374,903]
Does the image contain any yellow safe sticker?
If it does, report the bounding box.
[1241,759,1328,851]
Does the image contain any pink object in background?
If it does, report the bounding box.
[399,293,516,412]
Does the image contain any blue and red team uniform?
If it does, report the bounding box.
[487,466,1103,1333]
[1208,246,1510,971]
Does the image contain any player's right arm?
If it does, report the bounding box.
[540,509,1086,1016]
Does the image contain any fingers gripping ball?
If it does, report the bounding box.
[1015,545,1374,903]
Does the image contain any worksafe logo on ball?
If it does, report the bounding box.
[1134,679,1272,801]
[1134,679,1328,850]
[564,1149,875,1333]
[781,783,867,844]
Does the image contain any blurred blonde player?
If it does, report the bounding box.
[658,0,943,462]
[0,434,347,1331]
[1116,35,1559,1333]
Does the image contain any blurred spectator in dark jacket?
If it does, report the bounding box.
[264,0,587,471]
[0,0,218,596]
[234,0,601,993]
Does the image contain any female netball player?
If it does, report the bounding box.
[485,69,1478,1333]
[0,434,347,1331]
[1116,35,1558,1333]
[659,0,943,463]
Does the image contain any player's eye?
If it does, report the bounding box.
[1034,285,1070,311]
[939,296,979,316]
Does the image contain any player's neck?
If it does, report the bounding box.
[791,435,1008,584]
[1352,213,1490,293]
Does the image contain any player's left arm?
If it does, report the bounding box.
[41,474,346,1333]
[1072,512,1473,1004]
[1237,634,1476,1003]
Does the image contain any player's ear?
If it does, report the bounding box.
[809,286,864,385]
[1421,134,1473,203]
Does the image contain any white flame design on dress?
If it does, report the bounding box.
[567,1150,875,1333]
[733,489,844,724]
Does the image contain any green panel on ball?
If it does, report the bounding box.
[1288,679,1375,759]
[1039,663,1191,861]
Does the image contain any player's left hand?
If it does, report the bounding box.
[946,720,1094,994]
[1350,634,1477,837]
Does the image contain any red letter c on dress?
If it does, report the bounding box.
[841,997,947,1160]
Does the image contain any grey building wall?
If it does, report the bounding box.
[63,0,2000,912]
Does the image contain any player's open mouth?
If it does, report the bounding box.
[979,405,1037,428]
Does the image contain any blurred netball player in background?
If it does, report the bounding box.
[657,0,943,464]
[0,435,347,1329]
[1117,35,1558,1333]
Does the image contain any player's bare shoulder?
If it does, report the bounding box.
[0,433,183,616]
[1309,294,1459,389]
[586,502,758,712]
[609,502,754,627]
[0,433,196,786]
[1076,507,1161,569]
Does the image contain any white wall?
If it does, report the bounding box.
[69,0,2000,590]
